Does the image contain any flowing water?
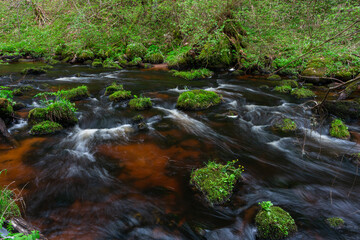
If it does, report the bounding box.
[1,63,360,239]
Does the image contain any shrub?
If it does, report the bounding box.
[176,90,222,110]
[109,90,132,102]
[326,217,345,229]
[291,88,315,98]
[256,202,297,240]
[329,119,350,139]
[61,85,90,101]
[274,118,297,132]
[125,43,147,60]
[21,65,52,75]
[172,68,214,80]
[104,82,124,96]
[30,120,63,135]
[129,96,152,110]
[190,160,244,204]
[274,85,292,93]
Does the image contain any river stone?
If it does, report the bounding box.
[324,100,360,119]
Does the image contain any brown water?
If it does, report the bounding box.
[1,63,360,239]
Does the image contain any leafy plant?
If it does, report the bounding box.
[259,201,274,212]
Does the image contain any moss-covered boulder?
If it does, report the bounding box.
[274,85,292,93]
[132,114,144,123]
[77,49,94,61]
[30,120,63,135]
[129,97,152,110]
[255,203,297,240]
[13,102,26,111]
[267,74,281,81]
[126,43,147,60]
[172,68,213,80]
[0,98,13,120]
[301,57,330,83]
[324,100,360,120]
[278,80,299,88]
[92,59,103,67]
[144,53,164,64]
[109,90,132,102]
[329,119,350,139]
[28,101,78,127]
[21,65,52,75]
[176,90,222,110]
[291,88,315,99]
[104,83,124,96]
[62,85,90,101]
[103,58,122,69]
[190,161,243,205]
[326,217,345,229]
[273,118,297,132]
[13,85,34,96]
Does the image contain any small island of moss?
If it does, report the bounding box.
[176,89,222,110]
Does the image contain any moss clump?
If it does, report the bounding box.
[129,97,152,110]
[103,58,122,69]
[30,120,63,135]
[326,217,345,229]
[0,98,13,120]
[144,52,164,64]
[13,85,34,96]
[167,46,193,69]
[28,101,78,127]
[104,82,124,96]
[274,85,292,93]
[21,65,52,75]
[62,85,90,101]
[279,80,299,88]
[172,68,213,80]
[77,49,94,61]
[291,88,315,98]
[132,114,144,123]
[109,90,132,102]
[177,90,222,110]
[0,188,21,219]
[92,59,103,67]
[126,43,147,60]
[256,203,297,240]
[274,118,297,132]
[267,74,281,81]
[190,160,243,205]
[197,35,232,67]
[329,119,350,139]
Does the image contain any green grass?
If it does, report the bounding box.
[104,83,124,96]
[128,97,152,110]
[190,160,243,205]
[326,217,345,229]
[172,68,213,80]
[61,85,90,101]
[109,90,132,102]
[30,120,63,135]
[330,119,350,139]
[291,88,315,99]
[176,89,222,110]
[255,204,297,240]
[274,118,297,132]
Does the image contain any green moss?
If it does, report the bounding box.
[172,69,213,80]
[0,188,21,219]
[274,118,297,132]
[279,80,299,88]
[30,120,63,135]
[77,49,94,61]
[61,85,90,101]
[197,34,232,67]
[177,90,222,110]
[132,114,144,123]
[126,43,147,60]
[167,46,193,69]
[103,58,122,69]
[104,82,124,96]
[0,98,13,119]
[13,85,33,96]
[28,101,78,127]
[109,90,132,102]
[326,217,345,229]
[144,52,164,64]
[291,88,315,98]
[223,20,247,37]
[330,119,350,139]
[21,65,52,75]
[267,74,281,81]
[190,160,243,204]
[129,97,152,110]
[255,205,297,240]
[274,85,292,93]
[92,59,103,67]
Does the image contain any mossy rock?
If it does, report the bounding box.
[278,80,299,88]
[260,85,270,90]
[255,206,297,240]
[129,97,152,110]
[13,102,26,111]
[172,69,213,80]
[326,217,345,229]
[62,85,90,101]
[132,114,144,123]
[301,57,330,83]
[28,102,78,127]
[103,58,122,69]
[190,161,243,205]
[109,90,132,102]
[335,69,354,81]
[92,59,103,67]
[329,119,350,139]
[267,74,281,81]
[274,85,292,93]
[144,53,164,64]
[0,98,14,120]
[104,83,124,96]
[126,43,147,60]
[273,118,297,132]
[177,90,222,110]
[21,65,52,75]
[30,120,63,135]
[324,100,360,119]
[291,88,315,99]
[77,49,94,61]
